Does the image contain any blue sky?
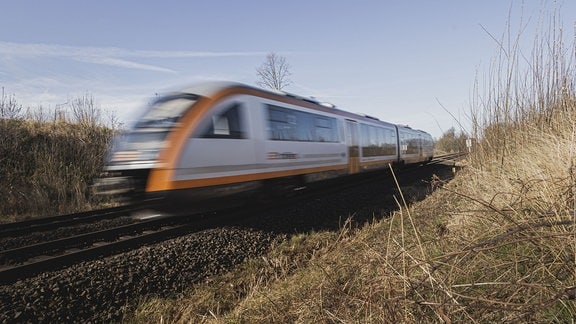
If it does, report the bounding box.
[1,0,575,138]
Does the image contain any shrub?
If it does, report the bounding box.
[0,118,113,221]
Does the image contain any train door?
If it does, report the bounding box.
[345,120,360,174]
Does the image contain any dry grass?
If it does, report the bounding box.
[0,110,114,221]
[127,131,575,322]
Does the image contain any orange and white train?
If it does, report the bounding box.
[99,82,433,210]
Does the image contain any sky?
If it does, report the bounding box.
[0,0,575,138]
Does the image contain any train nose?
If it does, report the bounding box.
[93,169,151,201]
[93,175,133,196]
[110,149,160,164]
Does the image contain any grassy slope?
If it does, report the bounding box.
[128,138,575,322]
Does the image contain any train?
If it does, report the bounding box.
[97,81,433,211]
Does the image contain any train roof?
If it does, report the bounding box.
[396,124,433,137]
[171,81,430,135]
[179,81,245,98]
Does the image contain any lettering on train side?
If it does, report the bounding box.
[267,152,299,160]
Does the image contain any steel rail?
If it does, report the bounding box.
[0,206,257,285]
[0,205,140,238]
[0,217,173,266]
[0,221,194,284]
[0,154,463,284]
[429,152,467,164]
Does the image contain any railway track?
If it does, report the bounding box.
[0,194,302,285]
[1,216,166,284]
[0,206,259,284]
[0,205,141,238]
[0,153,465,285]
[428,151,467,164]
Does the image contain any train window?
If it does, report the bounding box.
[315,117,331,129]
[212,115,230,135]
[197,103,246,139]
[267,105,338,142]
[399,131,420,154]
[314,117,338,142]
[268,105,310,141]
[135,94,198,129]
[383,129,397,155]
[360,124,397,157]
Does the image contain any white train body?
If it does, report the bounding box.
[101,82,433,208]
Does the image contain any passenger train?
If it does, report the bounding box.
[98,82,433,210]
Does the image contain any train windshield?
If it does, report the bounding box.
[108,93,199,165]
[134,93,199,130]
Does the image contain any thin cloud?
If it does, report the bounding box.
[123,50,269,58]
[0,41,267,73]
[78,56,177,73]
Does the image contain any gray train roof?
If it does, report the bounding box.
[172,81,429,135]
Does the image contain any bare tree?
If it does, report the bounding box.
[256,52,292,91]
[0,87,22,119]
[69,93,101,126]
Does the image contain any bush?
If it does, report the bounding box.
[435,127,468,154]
[0,118,113,221]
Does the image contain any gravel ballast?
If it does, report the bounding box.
[0,227,279,322]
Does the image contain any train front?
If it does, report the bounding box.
[95,93,198,203]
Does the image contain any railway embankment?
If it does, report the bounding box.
[126,126,576,322]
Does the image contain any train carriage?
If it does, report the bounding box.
[397,125,434,164]
[99,82,433,209]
